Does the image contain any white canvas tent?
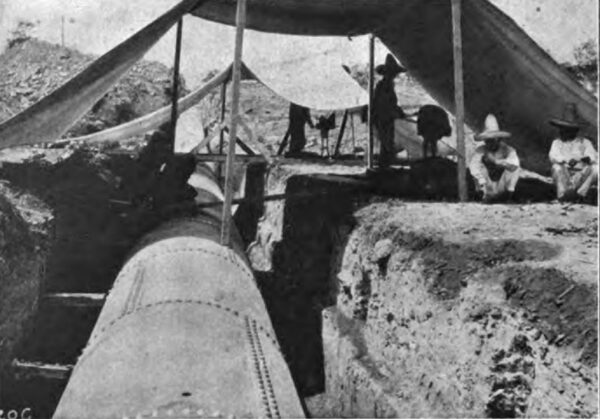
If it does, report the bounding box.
[0,0,596,175]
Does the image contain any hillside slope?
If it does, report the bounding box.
[0,38,187,139]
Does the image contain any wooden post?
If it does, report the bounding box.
[219,79,228,154]
[170,18,184,151]
[452,0,468,201]
[217,79,228,181]
[367,35,375,169]
[220,0,247,246]
[334,109,349,157]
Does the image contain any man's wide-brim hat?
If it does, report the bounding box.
[375,53,406,76]
[475,114,511,141]
[549,103,586,129]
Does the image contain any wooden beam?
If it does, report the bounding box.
[12,359,72,381]
[452,0,468,201]
[191,154,266,163]
[221,126,256,155]
[220,0,247,246]
[43,293,106,308]
[170,18,184,152]
[334,110,349,157]
[367,34,375,169]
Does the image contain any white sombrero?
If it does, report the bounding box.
[474,114,511,141]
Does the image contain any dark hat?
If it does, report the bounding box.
[549,103,586,130]
[375,53,406,76]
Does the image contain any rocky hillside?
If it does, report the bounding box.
[0,38,187,138]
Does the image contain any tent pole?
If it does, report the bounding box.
[170,18,183,151]
[220,0,247,246]
[367,34,375,169]
[452,0,468,201]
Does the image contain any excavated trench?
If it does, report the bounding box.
[1,152,597,418]
[248,163,598,418]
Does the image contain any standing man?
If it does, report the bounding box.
[372,53,406,168]
[469,114,520,202]
[287,103,314,156]
[548,103,598,202]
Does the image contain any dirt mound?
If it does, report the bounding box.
[0,38,187,137]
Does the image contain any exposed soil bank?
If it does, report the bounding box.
[317,202,597,418]
[248,162,597,418]
[0,183,52,377]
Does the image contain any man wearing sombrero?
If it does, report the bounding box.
[372,53,406,167]
[548,103,598,202]
[469,114,521,202]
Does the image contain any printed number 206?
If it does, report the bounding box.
[0,409,32,419]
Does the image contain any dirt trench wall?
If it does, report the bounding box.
[322,202,598,418]
[0,182,52,378]
[249,168,367,396]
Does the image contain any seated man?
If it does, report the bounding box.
[469,114,520,202]
[548,103,598,202]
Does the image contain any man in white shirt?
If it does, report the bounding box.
[469,114,520,203]
[548,103,598,202]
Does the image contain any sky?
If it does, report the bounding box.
[0,0,597,87]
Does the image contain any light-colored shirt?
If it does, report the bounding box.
[469,142,520,186]
[548,137,598,165]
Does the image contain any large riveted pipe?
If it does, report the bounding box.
[53,164,304,419]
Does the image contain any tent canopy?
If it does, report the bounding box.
[243,57,368,111]
[0,0,596,175]
[191,0,598,174]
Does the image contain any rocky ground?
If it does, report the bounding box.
[0,38,187,137]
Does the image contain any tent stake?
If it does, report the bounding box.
[452,0,468,201]
[170,18,183,151]
[220,0,247,246]
[367,34,375,169]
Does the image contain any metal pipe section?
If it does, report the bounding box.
[53,164,305,419]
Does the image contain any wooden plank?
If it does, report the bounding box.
[334,109,349,157]
[220,0,248,246]
[170,18,184,151]
[452,0,468,201]
[367,34,375,169]
[191,154,266,163]
[12,359,72,381]
[43,293,106,308]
